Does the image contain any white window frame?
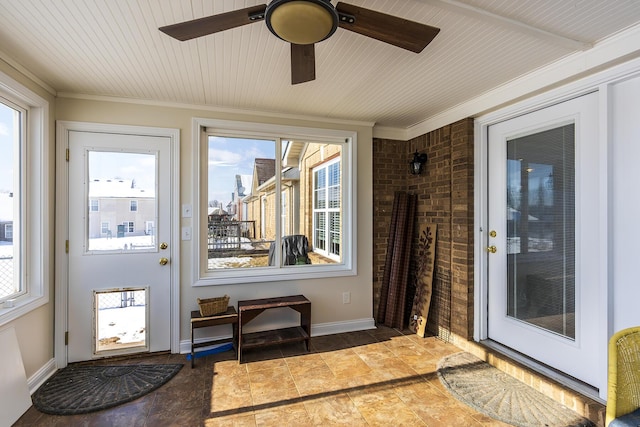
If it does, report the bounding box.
[90,199,99,212]
[281,190,287,236]
[191,118,357,286]
[100,222,109,235]
[312,157,341,261]
[130,200,137,212]
[0,71,50,326]
[123,221,134,233]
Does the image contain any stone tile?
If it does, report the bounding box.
[303,395,368,426]
[17,326,603,427]
[284,352,327,376]
[248,365,296,390]
[290,364,340,396]
[145,407,205,427]
[321,350,372,379]
[204,412,257,427]
[253,402,312,427]
[349,387,426,427]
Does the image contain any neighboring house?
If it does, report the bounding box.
[88,179,155,238]
[243,158,277,240]
[240,142,341,261]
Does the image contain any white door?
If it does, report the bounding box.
[487,92,601,387]
[67,130,172,362]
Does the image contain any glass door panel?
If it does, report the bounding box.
[506,125,575,338]
[87,151,157,252]
[95,288,148,353]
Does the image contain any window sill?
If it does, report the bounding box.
[193,264,356,287]
[0,293,48,327]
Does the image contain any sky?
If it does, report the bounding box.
[0,102,15,194]
[208,136,276,207]
[88,151,156,193]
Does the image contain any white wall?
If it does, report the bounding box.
[0,58,55,381]
[55,97,374,345]
[611,74,640,333]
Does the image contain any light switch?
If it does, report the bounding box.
[181,227,191,240]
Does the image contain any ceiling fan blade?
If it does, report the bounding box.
[291,44,316,85]
[335,2,440,53]
[159,5,267,41]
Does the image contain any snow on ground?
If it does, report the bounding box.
[0,241,13,257]
[208,256,254,269]
[97,305,146,345]
[89,235,156,251]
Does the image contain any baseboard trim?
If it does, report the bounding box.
[311,317,376,336]
[178,318,376,354]
[28,358,56,394]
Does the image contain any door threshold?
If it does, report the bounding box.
[480,339,603,404]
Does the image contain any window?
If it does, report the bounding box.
[0,72,49,325]
[123,221,134,233]
[101,222,110,235]
[90,199,99,211]
[192,118,356,285]
[0,101,22,303]
[130,200,137,211]
[313,158,341,260]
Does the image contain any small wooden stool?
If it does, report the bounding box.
[190,306,238,368]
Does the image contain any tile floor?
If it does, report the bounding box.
[14,326,579,426]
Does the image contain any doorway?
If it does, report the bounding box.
[484,92,601,389]
[56,122,180,364]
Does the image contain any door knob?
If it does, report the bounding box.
[486,245,497,253]
[160,242,168,250]
[159,257,169,265]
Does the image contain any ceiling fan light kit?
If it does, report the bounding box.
[266,0,338,45]
[159,1,440,85]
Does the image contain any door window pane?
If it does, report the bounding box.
[94,288,147,354]
[87,151,157,252]
[506,124,575,338]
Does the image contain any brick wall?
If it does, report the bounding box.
[372,118,474,339]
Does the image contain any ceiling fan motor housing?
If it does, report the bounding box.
[265,0,339,45]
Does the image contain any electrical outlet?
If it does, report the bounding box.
[342,291,351,304]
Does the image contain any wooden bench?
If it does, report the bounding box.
[237,295,311,363]
[190,306,238,368]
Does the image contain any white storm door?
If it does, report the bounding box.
[487,92,600,387]
[67,131,172,363]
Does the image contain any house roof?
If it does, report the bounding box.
[89,179,155,198]
[254,159,275,187]
[0,1,638,136]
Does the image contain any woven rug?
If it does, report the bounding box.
[32,364,182,415]
[437,352,595,427]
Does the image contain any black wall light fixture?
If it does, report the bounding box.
[410,151,428,175]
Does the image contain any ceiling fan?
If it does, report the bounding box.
[159,0,440,85]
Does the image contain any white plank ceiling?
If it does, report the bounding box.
[0,0,639,129]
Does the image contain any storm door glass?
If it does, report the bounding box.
[87,151,157,252]
[506,124,575,339]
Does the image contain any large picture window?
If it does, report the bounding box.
[193,119,355,285]
[0,73,49,325]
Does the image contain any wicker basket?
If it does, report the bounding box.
[197,295,230,316]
